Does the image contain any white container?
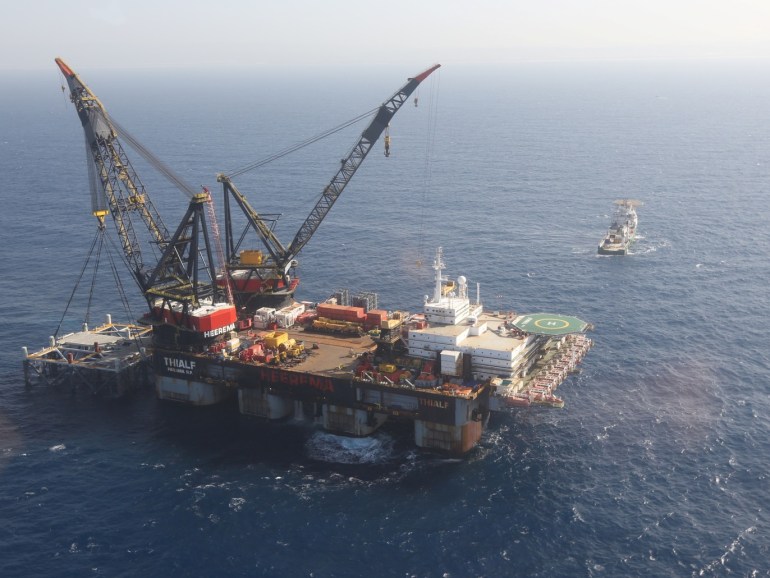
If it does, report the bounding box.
[255,307,276,322]
[440,350,462,376]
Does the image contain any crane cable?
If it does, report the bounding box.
[69,91,376,204]
[109,116,198,199]
[93,103,379,215]
[57,72,70,110]
[54,227,103,338]
[84,227,105,327]
[226,107,379,178]
[53,223,149,356]
[416,68,441,271]
[203,188,233,304]
[103,231,147,358]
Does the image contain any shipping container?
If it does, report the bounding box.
[317,303,365,322]
[366,309,388,324]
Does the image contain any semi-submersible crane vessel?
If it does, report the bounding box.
[32,58,593,455]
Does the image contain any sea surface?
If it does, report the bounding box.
[1,59,769,577]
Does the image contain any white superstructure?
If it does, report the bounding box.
[407,248,540,380]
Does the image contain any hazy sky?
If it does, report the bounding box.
[5,0,770,70]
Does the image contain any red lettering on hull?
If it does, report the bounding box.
[258,367,334,393]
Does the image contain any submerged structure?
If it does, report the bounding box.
[25,58,593,455]
[598,199,642,255]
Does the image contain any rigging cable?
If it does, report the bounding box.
[203,187,233,304]
[103,231,148,358]
[109,116,198,199]
[84,228,105,327]
[416,68,441,272]
[226,107,378,178]
[103,228,138,322]
[58,74,70,110]
[54,227,102,338]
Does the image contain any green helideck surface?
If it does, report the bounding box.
[513,313,588,335]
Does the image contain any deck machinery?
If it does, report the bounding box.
[43,59,593,454]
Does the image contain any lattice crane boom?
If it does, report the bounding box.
[218,63,440,309]
[56,58,230,323]
[217,174,288,265]
[56,57,171,291]
[285,64,440,266]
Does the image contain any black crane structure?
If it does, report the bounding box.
[56,57,440,331]
[57,57,234,330]
[217,63,440,313]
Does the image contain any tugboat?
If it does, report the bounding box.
[598,199,642,255]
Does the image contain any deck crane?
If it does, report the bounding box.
[216,64,441,313]
[56,58,236,347]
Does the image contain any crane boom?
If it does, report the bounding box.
[57,58,231,337]
[55,57,171,290]
[216,63,441,313]
[217,175,288,264]
[285,64,441,265]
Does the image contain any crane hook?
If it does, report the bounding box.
[384,126,391,158]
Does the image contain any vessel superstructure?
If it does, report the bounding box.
[598,199,642,255]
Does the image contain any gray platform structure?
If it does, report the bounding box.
[23,315,152,396]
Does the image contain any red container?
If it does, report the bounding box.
[366,309,388,324]
[317,304,365,322]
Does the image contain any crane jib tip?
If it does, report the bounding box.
[55,57,75,77]
[412,64,441,83]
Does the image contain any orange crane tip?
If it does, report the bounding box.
[54,57,75,77]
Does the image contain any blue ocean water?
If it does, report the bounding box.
[1,59,770,577]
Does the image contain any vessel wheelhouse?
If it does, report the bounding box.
[598,199,642,255]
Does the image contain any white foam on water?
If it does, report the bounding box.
[229,497,246,512]
[305,430,394,464]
